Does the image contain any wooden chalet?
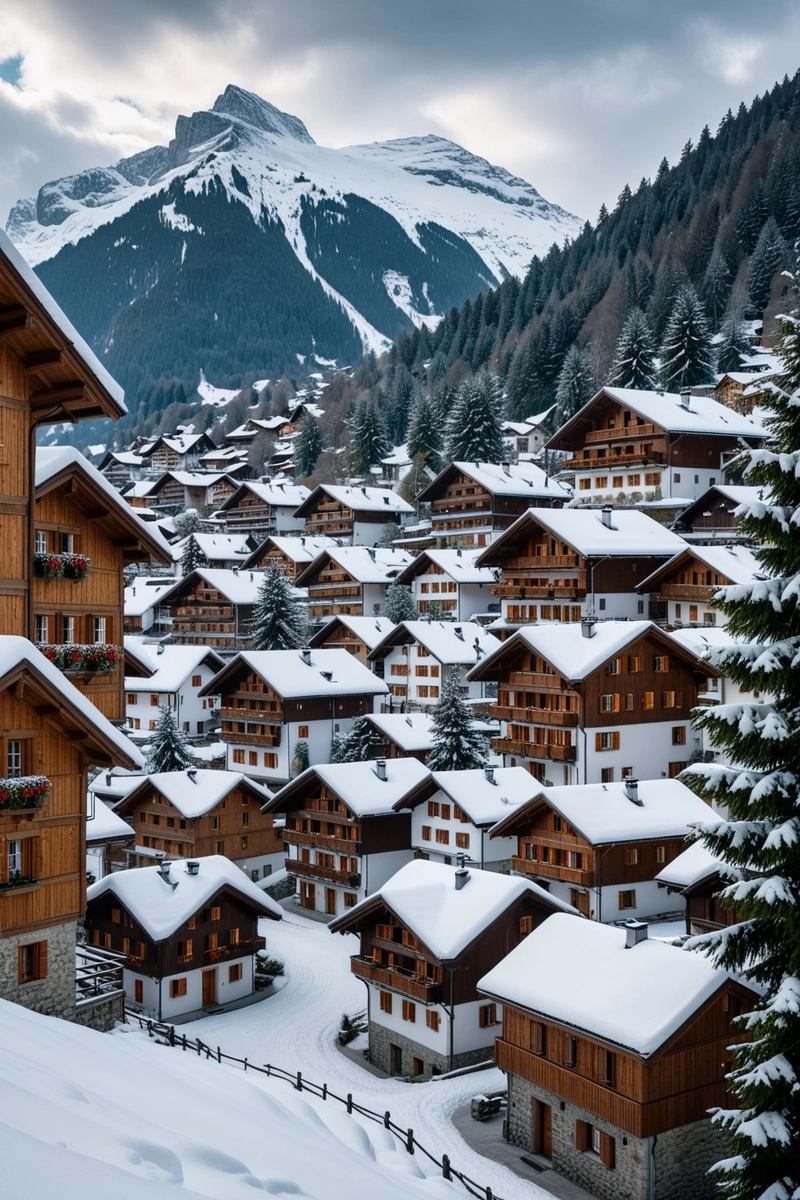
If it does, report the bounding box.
[85,855,281,1018]
[223,415,292,448]
[220,481,310,537]
[714,370,775,414]
[199,646,389,786]
[33,448,170,721]
[292,485,414,546]
[157,568,263,654]
[295,546,413,621]
[112,768,282,878]
[97,450,144,488]
[638,544,761,628]
[308,614,396,665]
[145,470,242,513]
[656,842,739,937]
[262,757,426,918]
[546,385,767,504]
[362,712,434,761]
[85,798,135,882]
[330,858,575,1078]
[479,915,756,1200]
[242,534,339,578]
[392,547,498,621]
[123,577,174,636]
[489,776,712,921]
[475,507,686,632]
[468,619,716,785]
[138,432,216,473]
[672,484,766,543]
[368,619,499,707]
[417,462,571,549]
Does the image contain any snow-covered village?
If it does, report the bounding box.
[0,6,798,1200]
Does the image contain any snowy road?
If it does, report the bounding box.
[178,906,550,1200]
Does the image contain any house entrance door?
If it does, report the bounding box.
[202,969,217,1007]
[300,882,316,910]
[325,888,337,915]
[389,1044,403,1075]
[532,1099,552,1158]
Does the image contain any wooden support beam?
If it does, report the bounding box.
[84,507,109,520]
[0,306,32,337]
[30,383,86,411]
[23,348,63,374]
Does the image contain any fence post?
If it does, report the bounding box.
[384,1111,390,1130]
[147,1020,153,1038]
[296,1071,302,1091]
[196,1039,201,1056]
[217,1046,221,1063]
[182,1034,187,1051]
[442,1155,451,1181]
[322,1083,327,1101]
[406,1129,414,1155]
[487,1188,493,1200]
[244,1057,248,1071]
[347,1093,353,1115]
[169,1026,175,1047]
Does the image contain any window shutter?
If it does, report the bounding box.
[612,732,620,750]
[575,1120,589,1150]
[600,1132,616,1168]
[17,945,24,983]
[595,733,603,751]
[37,940,47,979]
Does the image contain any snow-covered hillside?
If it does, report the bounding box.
[5,86,579,403]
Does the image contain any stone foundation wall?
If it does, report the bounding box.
[507,1074,728,1200]
[263,872,296,901]
[73,991,125,1032]
[368,1020,490,1080]
[0,922,77,1020]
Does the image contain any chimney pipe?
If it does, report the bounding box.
[624,919,649,948]
[624,777,643,806]
[601,506,613,528]
[580,618,597,639]
[455,859,470,890]
[187,768,197,784]
[680,389,691,410]
[501,462,511,476]
[186,860,200,875]
[375,757,388,781]
[485,766,496,784]
[158,860,171,879]
[301,647,312,666]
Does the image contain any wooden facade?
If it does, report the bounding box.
[418,466,561,547]
[296,554,373,619]
[165,574,256,652]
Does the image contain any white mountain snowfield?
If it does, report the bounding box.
[7,86,579,357]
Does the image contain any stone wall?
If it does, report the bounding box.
[73,991,125,1032]
[507,1074,729,1200]
[263,872,296,901]
[0,921,77,1020]
[368,1020,490,1080]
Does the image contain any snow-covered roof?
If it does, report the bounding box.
[491,778,712,845]
[87,854,281,941]
[371,620,500,666]
[479,914,738,1056]
[478,506,687,564]
[155,470,231,488]
[655,840,727,891]
[248,534,340,566]
[0,225,126,412]
[0,636,144,768]
[284,757,430,817]
[639,543,763,592]
[88,769,144,804]
[471,620,677,684]
[421,460,571,502]
[171,532,253,563]
[102,450,143,467]
[299,546,414,585]
[425,766,542,826]
[296,484,414,515]
[309,614,397,651]
[159,568,265,606]
[217,647,389,699]
[336,859,574,960]
[123,638,225,691]
[122,480,158,498]
[35,446,171,562]
[364,712,435,752]
[121,769,271,819]
[86,799,134,844]
[394,547,497,585]
[676,485,770,526]
[141,432,209,456]
[552,386,768,443]
[123,577,175,617]
[223,480,312,509]
[667,625,743,661]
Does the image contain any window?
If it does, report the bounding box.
[18,940,47,983]
[92,617,106,644]
[401,999,416,1023]
[440,804,451,820]
[192,675,202,687]
[8,839,23,875]
[645,472,660,487]
[599,694,619,713]
[598,598,606,611]
[564,1035,577,1068]
[612,476,623,488]
[426,1009,440,1031]
[568,851,582,869]
[210,906,221,921]
[169,978,187,998]
[127,692,138,705]
[150,694,160,707]
[435,829,450,845]
[624,693,634,710]
[62,615,75,644]
[242,812,249,827]
[34,530,48,554]
[601,1050,616,1087]
[6,740,22,778]
[689,605,698,622]
[595,731,620,751]
[595,476,608,489]
[216,840,224,853]
[532,1021,546,1056]
[229,928,240,944]
[627,474,640,487]
[672,726,687,745]
[421,825,432,841]
[579,478,591,491]
[248,751,258,766]
[479,1003,499,1028]
[662,691,678,709]
[608,658,620,675]
[519,916,533,936]
[229,963,243,983]
[241,836,248,849]
[60,532,74,553]
[655,845,665,863]
[344,892,357,908]
[653,655,669,672]
[35,614,49,643]
[134,979,143,1004]
[674,472,681,483]
[298,725,309,738]
[627,655,640,673]
[233,749,245,764]
[455,832,469,849]
[427,801,440,818]
[601,767,614,783]
[619,890,636,910]
[263,752,277,768]
[704,611,717,626]
[576,1123,616,1168]
[624,847,639,865]
[642,691,654,710]
[111,908,121,924]
[177,939,193,962]
[552,815,562,831]
[210,816,219,831]
[668,761,688,778]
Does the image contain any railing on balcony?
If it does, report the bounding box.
[659,584,716,600]
[0,775,50,813]
[512,854,595,887]
[491,706,579,726]
[220,727,282,747]
[291,859,361,887]
[350,955,442,1004]
[219,705,282,720]
[76,945,124,1007]
[507,671,565,689]
[563,449,666,470]
[283,828,361,855]
[36,643,120,675]
[493,738,576,762]
[584,423,658,443]
[492,584,585,599]
[504,554,581,569]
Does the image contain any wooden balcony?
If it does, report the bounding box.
[659,584,715,601]
[283,828,361,855]
[291,808,356,825]
[492,584,585,599]
[504,554,581,569]
[563,449,666,471]
[491,706,579,726]
[493,739,576,762]
[291,858,361,887]
[507,671,565,690]
[350,956,442,1004]
[219,705,282,720]
[512,855,595,887]
[585,423,658,443]
[219,729,281,747]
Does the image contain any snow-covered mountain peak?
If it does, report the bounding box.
[211,84,315,144]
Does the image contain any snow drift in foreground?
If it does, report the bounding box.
[0,999,453,1200]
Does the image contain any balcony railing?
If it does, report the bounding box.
[659,584,716,601]
[512,855,595,887]
[563,449,666,470]
[37,643,120,675]
[492,584,585,599]
[0,775,50,813]
[33,552,92,582]
[350,956,442,1004]
[290,859,361,887]
[584,422,658,443]
[284,828,361,855]
[491,706,579,726]
[493,738,577,762]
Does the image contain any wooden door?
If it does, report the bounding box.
[202,969,216,1007]
[390,1044,403,1075]
[570,888,591,917]
[532,1099,552,1158]
[300,882,316,910]
[326,887,337,915]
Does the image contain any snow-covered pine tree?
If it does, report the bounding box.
[683,276,800,1200]
[659,285,715,390]
[608,308,657,389]
[172,508,201,540]
[716,311,754,376]
[446,371,505,463]
[427,670,490,771]
[250,569,307,651]
[554,344,595,423]
[384,582,416,623]
[746,215,786,317]
[406,391,443,473]
[294,413,324,477]
[348,396,389,474]
[703,251,733,330]
[335,716,383,763]
[292,739,310,775]
[180,533,208,574]
[147,706,192,773]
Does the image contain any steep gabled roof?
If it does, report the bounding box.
[476,506,686,567]
[393,547,496,586]
[369,620,500,666]
[638,544,763,593]
[397,765,540,826]
[219,479,311,511]
[123,577,175,618]
[86,799,135,846]
[123,638,225,691]
[329,858,574,960]
[294,546,413,587]
[292,484,414,518]
[242,533,340,570]
[418,460,571,504]
[363,712,435,753]
[199,647,389,701]
[655,840,732,893]
[673,484,772,531]
[115,769,272,820]
[156,568,265,609]
[169,532,255,564]
[263,756,429,819]
[308,615,396,651]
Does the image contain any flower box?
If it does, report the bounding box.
[33,552,92,582]
[0,873,39,892]
[37,643,120,675]
[0,776,50,812]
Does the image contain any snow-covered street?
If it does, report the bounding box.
[176,905,550,1200]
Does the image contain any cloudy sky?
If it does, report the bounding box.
[2,0,799,226]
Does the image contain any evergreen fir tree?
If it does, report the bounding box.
[348,396,389,474]
[406,391,443,473]
[716,311,753,375]
[147,706,192,773]
[446,371,505,463]
[659,285,715,390]
[703,251,733,330]
[250,569,307,651]
[608,308,657,389]
[554,345,595,424]
[180,534,208,575]
[380,521,402,547]
[746,215,786,316]
[683,277,800,1200]
[427,670,490,771]
[294,413,324,477]
[173,508,201,541]
[335,716,383,763]
[292,740,310,774]
[384,582,416,623]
